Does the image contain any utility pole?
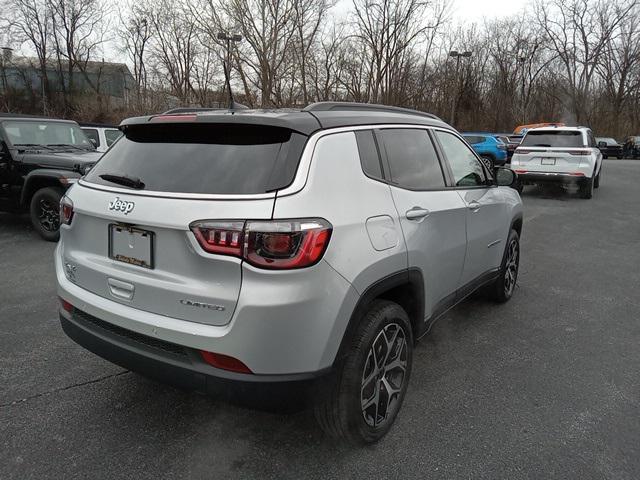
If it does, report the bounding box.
[449,50,472,125]
[217,32,242,109]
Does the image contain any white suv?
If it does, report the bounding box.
[56,103,523,443]
[510,126,602,198]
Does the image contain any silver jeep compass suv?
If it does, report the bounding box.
[56,102,523,443]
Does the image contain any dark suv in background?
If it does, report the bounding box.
[596,137,623,159]
[0,114,101,240]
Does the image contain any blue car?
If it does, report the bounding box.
[462,133,508,167]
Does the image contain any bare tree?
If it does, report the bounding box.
[3,0,53,112]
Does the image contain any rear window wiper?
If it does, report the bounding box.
[99,173,145,190]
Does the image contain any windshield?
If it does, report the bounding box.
[521,130,585,148]
[84,123,307,195]
[2,120,93,149]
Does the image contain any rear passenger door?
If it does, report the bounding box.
[434,130,506,289]
[379,128,467,319]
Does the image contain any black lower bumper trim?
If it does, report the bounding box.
[60,312,330,411]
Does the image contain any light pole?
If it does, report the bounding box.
[217,32,242,109]
[449,50,472,125]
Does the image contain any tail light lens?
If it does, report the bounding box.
[190,218,332,270]
[514,148,534,154]
[60,196,74,225]
[566,150,590,156]
[190,221,244,256]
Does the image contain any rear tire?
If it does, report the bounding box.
[314,300,413,444]
[579,177,594,199]
[487,229,519,303]
[30,187,63,242]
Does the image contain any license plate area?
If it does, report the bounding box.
[109,224,154,269]
[541,158,556,165]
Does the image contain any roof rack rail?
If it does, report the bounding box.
[161,107,224,114]
[303,102,441,121]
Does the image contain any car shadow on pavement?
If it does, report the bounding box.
[519,184,582,200]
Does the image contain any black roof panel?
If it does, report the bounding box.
[120,103,452,135]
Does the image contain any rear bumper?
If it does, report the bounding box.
[55,242,359,375]
[515,171,591,184]
[60,309,330,408]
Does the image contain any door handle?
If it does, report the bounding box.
[467,200,481,211]
[406,207,430,220]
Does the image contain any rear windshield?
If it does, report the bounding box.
[521,130,585,148]
[84,124,307,194]
[463,135,485,144]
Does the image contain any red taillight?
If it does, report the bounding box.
[150,114,197,123]
[200,350,252,374]
[566,150,590,156]
[514,169,528,174]
[191,221,244,256]
[515,148,533,154]
[569,172,585,176]
[60,196,74,225]
[59,297,74,313]
[189,219,332,270]
[245,220,332,269]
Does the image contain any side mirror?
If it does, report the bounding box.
[89,138,98,148]
[597,141,607,148]
[495,167,517,188]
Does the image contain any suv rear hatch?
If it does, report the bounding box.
[513,130,589,172]
[63,121,307,326]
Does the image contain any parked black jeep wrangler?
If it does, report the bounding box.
[0,114,102,241]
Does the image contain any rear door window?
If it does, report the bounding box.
[84,124,307,194]
[521,131,585,148]
[379,129,445,190]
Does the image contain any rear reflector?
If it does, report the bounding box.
[514,169,528,174]
[59,297,74,313]
[569,172,585,176]
[200,351,252,374]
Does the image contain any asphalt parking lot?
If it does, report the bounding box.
[2,159,639,480]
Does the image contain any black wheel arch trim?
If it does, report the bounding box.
[333,268,425,366]
[510,213,523,237]
[21,169,78,205]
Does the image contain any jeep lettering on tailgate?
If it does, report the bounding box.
[108,197,135,215]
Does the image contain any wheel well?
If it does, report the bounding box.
[377,282,423,339]
[21,177,62,206]
[334,270,425,365]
